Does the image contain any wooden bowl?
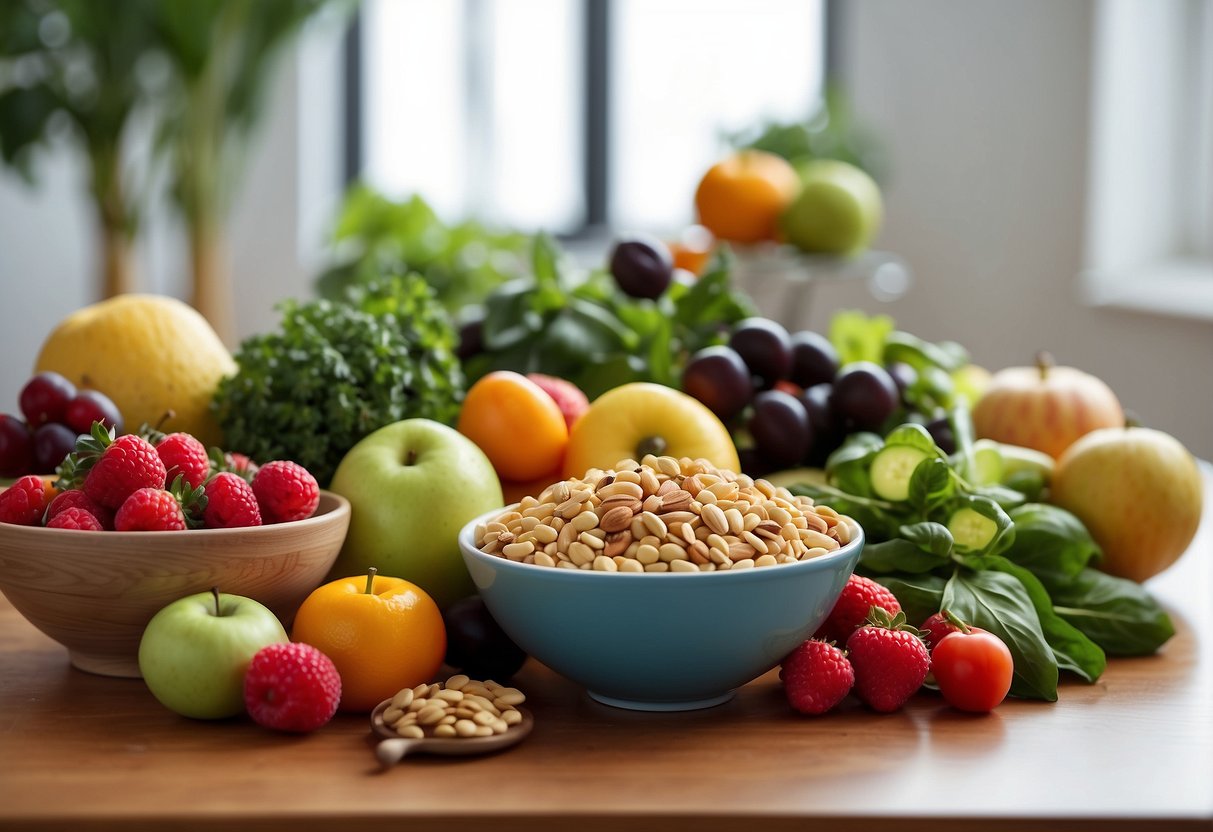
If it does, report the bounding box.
[0,491,350,678]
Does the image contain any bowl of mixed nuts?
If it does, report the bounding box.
[458,455,863,711]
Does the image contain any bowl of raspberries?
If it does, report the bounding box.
[0,422,349,678]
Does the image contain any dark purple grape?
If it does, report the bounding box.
[32,422,78,474]
[748,390,811,467]
[925,415,957,455]
[0,414,34,477]
[886,362,918,403]
[443,596,527,680]
[831,361,899,432]
[64,390,123,435]
[457,315,485,361]
[19,372,76,427]
[788,331,839,388]
[798,383,844,466]
[681,346,753,422]
[729,318,792,390]
[610,235,673,300]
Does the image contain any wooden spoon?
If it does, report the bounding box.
[370,699,534,768]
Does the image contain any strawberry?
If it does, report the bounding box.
[45,489,113,530]
[814,574,902,644]
[846,607,931,713]
[781,639,854,715]
[58,424,167,510]
[155,432,210,489]
[243,642,342,733]
[114,488,188,531]
[252,460,319,524]
[0,475,52,526]
[47,506,103,531]
[203,472,262,529]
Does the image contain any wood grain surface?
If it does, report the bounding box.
[1,473,1210,832]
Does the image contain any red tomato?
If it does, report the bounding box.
[931,628,1014,712]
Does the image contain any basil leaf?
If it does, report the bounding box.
[829,309,894,365]
[482,279,539,350]
[943,568,1059,700]
[900,521,955,558]
[1004,504,1101,584]
[972,484,1030,511]
[908,457,953,511]
[861,539,950,574]
[825,432,883,498]
[531,233,561,289]
[883,423,946,458]
[874,573,947,625]
[964,554,1106,684]
[1050,568,1175,656]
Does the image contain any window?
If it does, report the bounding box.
[1082,0,1213,319]
[357,0,825,234]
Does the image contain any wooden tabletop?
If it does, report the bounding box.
[2,474,1211,832]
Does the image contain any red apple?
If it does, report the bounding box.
[527,374,590,432]
[1051,427,1203,583]
[972,353,1123,459]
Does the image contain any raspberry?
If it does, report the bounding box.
[846,608,931,712]
[203,472,262,529]
[46,489,113,530]
[0,475,52,526]
[156,433,210,489]
[225,452,260,482]
[244,642,342,733]
[83,433,167,510]
[114,488,187,531]
[252,460,320,524]
[47,506,104,531]
[814,574,902,644]
[781,639,854,715]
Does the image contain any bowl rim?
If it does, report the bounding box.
[458,503,864,583]
[0,488,350,538]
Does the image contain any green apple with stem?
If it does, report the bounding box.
[138,588,288,719]
[780,159,883,255]
[328,419,504,609]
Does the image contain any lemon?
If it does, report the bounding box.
[35,295,236,446]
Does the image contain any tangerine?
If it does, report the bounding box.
[291,569,446,713]
[457,371,568,481]
[694,150,801,244]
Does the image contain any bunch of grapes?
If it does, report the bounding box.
[0,372,123,477]
[681,318,955,476]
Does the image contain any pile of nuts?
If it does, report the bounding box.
[382,675,526,739]
[474,455,856,573]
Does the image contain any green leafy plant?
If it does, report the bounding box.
[461,236,756,400]
[792,404,1174,701]
[212,273,464,486]
[317,185,530,314]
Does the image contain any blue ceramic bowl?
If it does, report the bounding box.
[458,507,864,712]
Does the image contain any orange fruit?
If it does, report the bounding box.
[457,371,569,481]
[668,225,715,276]
[291,570,446,713]
[694,150,801,244]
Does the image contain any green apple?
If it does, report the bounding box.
[138,589,288,719]
[328,419,503,608]
[780,159,883,255]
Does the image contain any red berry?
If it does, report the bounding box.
[47,506,104,531]
[114,488,187,531]
[252,460,320,524]
[156,433,210,489]
[203,472,263,529]
[0,475,52,526]
[46,489,113,530]
[244,642,342,732]
[815,574,902,644]
[83,434,167,510]
[846,608,930,713]
[920,611,966,652]
[223,452,260,482]
[781,639,854,715]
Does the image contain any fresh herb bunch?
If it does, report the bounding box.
[462,235,755,400]
[793,404,1174,701]
[213,274,464,486]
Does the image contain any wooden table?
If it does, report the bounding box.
[3,477,1211,832]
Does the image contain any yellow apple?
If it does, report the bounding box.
[563,383,740,478]
[1051,427,1204,583]
[972,354,1123,459]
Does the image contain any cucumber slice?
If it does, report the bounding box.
[947,507,999,551]
[972,439,1054,483]
[970,441,1004,486]
[869,446,932,501]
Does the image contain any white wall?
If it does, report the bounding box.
[801,0,1213,460]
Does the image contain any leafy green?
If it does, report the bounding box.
[1047,568,1176,656]
[874,573,946,626]
[213,274,464,485]
[1004,503,1101,583]
[828,310,895,366]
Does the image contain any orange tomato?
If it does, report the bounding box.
[668,225,715,276]
[292,569,446,713]
[694,150,801,244]
[457,371,568,481]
